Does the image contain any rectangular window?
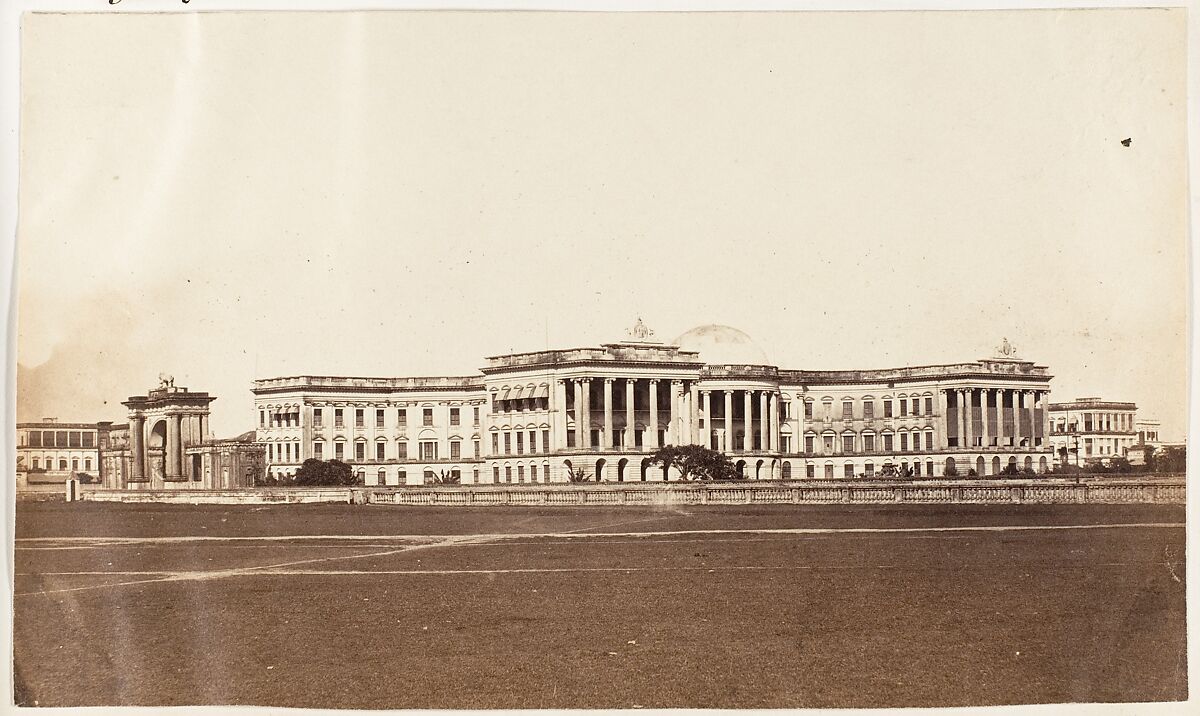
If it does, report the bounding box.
[450,441,461,460]
[925,432,933,450]
[355,442,366,461]
[56,431,68,447]
[334,409,344,428]
[473,407,480,426]
[806,465,816,478]
[397,440,408,459]
[397,409,407,426]
[542,430,550,452]
[504,433,512,455]
[914,461,922,477]
[863,434,875,452]
[28,431,41,448]
[376,442,385,461]
[842,401,853,419]
[335,442,345,460]
[450,408,460,426]
[900,433,909,451]
[924,397,933,415]
[472,469,479,484]
[516,432,524,454]
[845,464,855,479]
[420,441,438,461]
[505,466,512,483]
[884,401,893,418]
[804,402,813,419]
[899,401,908,417]
[883,434,894,451]
[823,435,834,452]
[313,442,323,460]
[842,435,854,453]
[805,435,815,453]
[493,466,500,483]
[864,462,875,477]
[313,408,323,427]
[528,430,537,453]
[473,440,480,458]
[259,411,265,427]
[423,409,434,427]
[530,464,538,482]
[863,401,874,419]
[780,435,792,453]
[355,409,365,428]
[911,399,920,416]
[492,433,499,455]
[825,464,835,479]
[376,409,385,428]
[81,432,94,448]
[517,465,525,483]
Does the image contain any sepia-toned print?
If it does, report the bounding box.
[9,8,1189,711]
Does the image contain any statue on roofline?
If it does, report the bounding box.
[627,317,655,341]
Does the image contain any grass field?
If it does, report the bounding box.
[11,502,1187,708]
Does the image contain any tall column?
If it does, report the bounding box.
[199,414,209,442]
[759,391,769,451]
[937,389,949,449]
[624,379,635,449]
[580,379,592,449]
[723,390,733,453]
[742,390,753,452]
[980,387,990,449]
[129,415,145,481]
[1026,390,1037,447]
[166,413,182,478]
[603,378,614,449]
[572,380,583,449]
[702,391,713,450]
[554,380,568,449]
[1040,391,1050,444]
[689,383,701,446]
[648,380,660,449]
[995,389,1007,447]
[769,392,779,451]
[669,380,682,445]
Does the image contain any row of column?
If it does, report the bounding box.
[950,388,1046,449]
[127,413,191,481]
[556,377,780,453]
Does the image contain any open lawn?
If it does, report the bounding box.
[11,502,1187,708]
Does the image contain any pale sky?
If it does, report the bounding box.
[15,9,1189,439]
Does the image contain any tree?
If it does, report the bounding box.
[1155,446,1186,474]
[565,464,593,483]
[428,469,461,485]
[1000,463,1022,476]
[292,459,357,486]
[648,445,742,482]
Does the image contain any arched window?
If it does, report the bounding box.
[59,458,68,470]
[781,461,792,480]
[377,469,386,485]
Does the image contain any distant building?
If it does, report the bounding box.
[16,378,265,493]
[253,322,1056,484]
[1047,397,1138,467]
[15,419,123,491]
[1135,419,1162,447]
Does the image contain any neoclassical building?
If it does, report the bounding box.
[252,322,1055,484]
[1047,397,1139,467]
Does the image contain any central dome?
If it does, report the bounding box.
[674,324,770,366]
